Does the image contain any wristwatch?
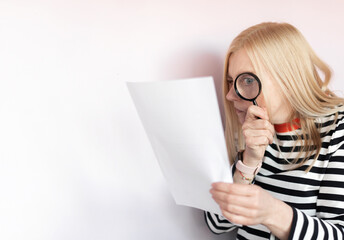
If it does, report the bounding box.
[235,151,262,176]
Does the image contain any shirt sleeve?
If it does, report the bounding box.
[204,211,238,234]
[288,144,344,239]
[204,162,239,234]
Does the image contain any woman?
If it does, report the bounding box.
[205,22,344,239]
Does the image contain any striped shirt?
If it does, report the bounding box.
[205,111,344,239]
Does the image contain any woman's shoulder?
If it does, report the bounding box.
[317,108,344,152]
[316,107,344,129]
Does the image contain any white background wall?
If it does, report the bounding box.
[0,1,344,239]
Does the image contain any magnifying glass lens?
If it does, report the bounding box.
[236,73,261,100]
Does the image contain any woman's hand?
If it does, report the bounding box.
[210,182,275,226]
[210,182,293,239]
[242,105,275,165]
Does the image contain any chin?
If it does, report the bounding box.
[237,114,246,125]
[238,117,245,125]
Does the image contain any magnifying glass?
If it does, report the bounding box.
[234,72,262,106]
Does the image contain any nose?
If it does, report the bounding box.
[226,84,240,102]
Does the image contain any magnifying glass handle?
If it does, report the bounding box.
[252,100,261,119]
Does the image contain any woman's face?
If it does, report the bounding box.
[225,48,293,124]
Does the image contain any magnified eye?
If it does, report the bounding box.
[243,77,254,85]
[238,76,255,86]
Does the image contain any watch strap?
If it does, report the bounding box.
[236,160,262,175]
[235,151,262,175]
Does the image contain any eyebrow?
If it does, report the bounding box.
[227,71,257,80]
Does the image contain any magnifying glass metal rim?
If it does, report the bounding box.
[234,72,262,104]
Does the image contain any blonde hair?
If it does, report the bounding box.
[223,22,344,171]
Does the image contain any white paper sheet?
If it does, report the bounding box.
[126,77,232,215]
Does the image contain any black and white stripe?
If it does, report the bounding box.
[205,111,344,239]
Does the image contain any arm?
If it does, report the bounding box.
[204,162,242,234]
[205,106,274,234]
[211,182,293,240]
[204,211,238,234]
[210,148,344,239]
[207,153,293,238]
[288,146,344,239]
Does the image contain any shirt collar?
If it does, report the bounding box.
[274,118,301,133]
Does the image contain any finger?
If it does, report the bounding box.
[245,105,269,121]
[221,209,257,226]
[211,188,260,210]
[242,119,275,136]
[211,182,232,193]
[245,135,272,147]
[216,199,258,219]
[210,189,253,208]
[212,182,261,196]
[242,129,274,145]
[211,183,256,197]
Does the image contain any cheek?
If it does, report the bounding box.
[256,92,266,108]
[259,78,285,114]
[262,92,282,114]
